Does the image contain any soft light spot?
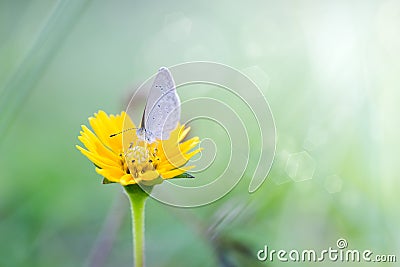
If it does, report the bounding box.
[285,151,316,182]
[324,174,343,194]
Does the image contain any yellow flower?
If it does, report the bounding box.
[76,110,201,186]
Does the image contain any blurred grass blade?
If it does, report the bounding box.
[0,0,90,142]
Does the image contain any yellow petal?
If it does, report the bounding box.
[120,173,136,185]
[161,166,195,179]
[96,167,125,182]
[139,170,159,181]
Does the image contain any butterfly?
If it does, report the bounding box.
[136,67,181,143]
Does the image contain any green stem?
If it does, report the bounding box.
[124,185,151,267]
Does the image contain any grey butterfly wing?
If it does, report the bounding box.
[142,67,180,142]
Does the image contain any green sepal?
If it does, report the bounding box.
[102,177,116,184]
[172,172,195,179]
[139,176,163,186]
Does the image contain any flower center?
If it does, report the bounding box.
[125,140,158,179]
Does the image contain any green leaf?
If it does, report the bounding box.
[172,172,195,179]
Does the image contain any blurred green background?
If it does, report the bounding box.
[1,0,399,266]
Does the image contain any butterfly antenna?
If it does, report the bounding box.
[109,127,136,137]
